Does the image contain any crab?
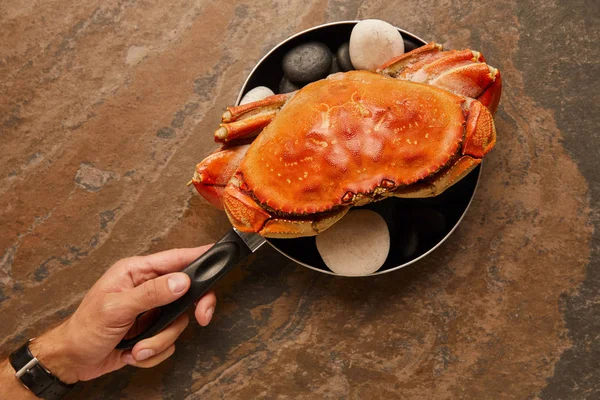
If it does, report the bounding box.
[192,42,502,238]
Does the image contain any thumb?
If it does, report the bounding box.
[121,272,191,319]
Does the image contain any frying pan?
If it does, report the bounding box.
[116,21,481,349]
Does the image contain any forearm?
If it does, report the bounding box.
[0,358,39,400]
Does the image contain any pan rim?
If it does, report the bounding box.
[234,20,481,276]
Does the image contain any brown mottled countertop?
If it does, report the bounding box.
[1,1,598,398]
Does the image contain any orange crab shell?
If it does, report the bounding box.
[237,71,474,215]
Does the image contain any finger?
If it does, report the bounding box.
[137,245,214,274]
[130,313,189,361]
[123,245,214,286]
[122,344,176,368]
[194,290,217,327]
[118,272,191,318]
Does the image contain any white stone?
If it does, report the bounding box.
[239,86,275,105]
[349,19,405,71]
[316,209,390,276]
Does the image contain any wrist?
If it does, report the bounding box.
[0,358,39,400]
[29,322,79,385]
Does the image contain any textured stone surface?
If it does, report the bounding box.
[0,0,597,399]
[282,42,333,83]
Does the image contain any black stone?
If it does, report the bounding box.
[282,42,332,83]
[278,76,302,94]
[336,42,354,71]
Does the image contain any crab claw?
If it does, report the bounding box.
[192,145,250,209]
[222,174,271,232]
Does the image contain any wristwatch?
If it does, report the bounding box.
[9,340,75,399]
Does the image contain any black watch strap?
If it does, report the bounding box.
[9,341,75,399]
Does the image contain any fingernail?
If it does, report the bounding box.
[206,307,214,324]
[136,349,155,361]
[168,274,187,294]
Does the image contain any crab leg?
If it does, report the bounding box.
[430,63,498,100]
[417,49,485,78]
[214,93,294,143]
[260,207,349,238]
[215,112,277,143]
[378,42,502,114]
[223,93,292,122]
[377,42,443,76]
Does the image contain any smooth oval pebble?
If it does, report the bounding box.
[282,42,332,83]
[349,19,405,71]
[239,86,275,105]
[316,209,390,276]
[279,75,302,94]
[336,42,354,71]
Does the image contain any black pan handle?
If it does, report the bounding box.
[116,229,251,349]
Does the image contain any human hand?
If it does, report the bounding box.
[29,245,217,384]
